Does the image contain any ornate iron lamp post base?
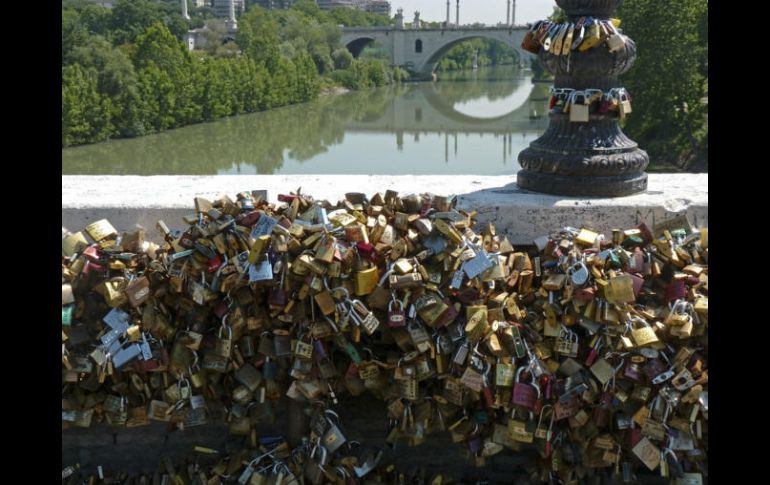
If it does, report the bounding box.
[517,170,647,197]
[516,0,649,198]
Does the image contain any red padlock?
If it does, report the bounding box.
[573,286,596,304]
[543,375,553,400]
[593,405,610,429]
[387,299,406,328]
[585,338,602,367]
[483,383,495,410]
[237,210,261,227]
[664,279,687,303]
[598,95,611,114]
[207,254,223,273]
[356,242,377,263]
[512,367,540,410]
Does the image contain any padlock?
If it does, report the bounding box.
[495,359,516,387]
[294,332,314,360]
[257,331,276,358]
[317,356,337,379]
[215,321,233,358]
[273,329,292,357]
[355,266,378,296]
[629,317,659,347]
[512,367,540,410]
[554,327,579,358]
[321,410,347,454]
[568,91,589,123]
[407,319,431,352]
[387,298,406,328]
[239,335,256,358]
[508,411,536,443]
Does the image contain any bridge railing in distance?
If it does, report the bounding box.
[341,26,528,32]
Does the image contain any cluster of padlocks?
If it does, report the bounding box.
[62,190,707,484]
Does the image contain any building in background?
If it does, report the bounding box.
[252,0,296,8]
[316,1,357,9]
[213,0,244,17]
[359,0,390,16]
[250,1,390,15]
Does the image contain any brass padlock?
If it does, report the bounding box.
[294,333,314,360]
[629,317,659,347]
[355,266,378,296]
[215,322,233,358]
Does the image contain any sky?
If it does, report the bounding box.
[389,0,555,26]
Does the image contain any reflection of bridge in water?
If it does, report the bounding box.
[344,79,550,163]
[345,80,550,135]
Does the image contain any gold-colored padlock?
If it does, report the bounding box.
[355,266,378,296]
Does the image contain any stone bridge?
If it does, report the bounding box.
[341,26,535,81]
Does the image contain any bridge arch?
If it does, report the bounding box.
[418,34,522,79]
[342,35,393,60]
[340,27,533,81]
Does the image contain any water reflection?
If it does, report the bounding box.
[62,66,550,175]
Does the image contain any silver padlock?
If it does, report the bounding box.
[568,261,589,286]
[178,376,192,400]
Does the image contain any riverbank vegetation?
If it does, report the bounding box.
[547,1,708,171]
[616,0,707,172]
[62,0,392,147]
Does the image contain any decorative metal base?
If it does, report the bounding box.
[515,0,650,198]
[516,170,648,197]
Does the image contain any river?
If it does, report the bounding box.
[61,66,551,176]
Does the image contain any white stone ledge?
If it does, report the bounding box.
[62,175,708,245]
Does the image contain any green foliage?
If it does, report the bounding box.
[62,64,113,146]
[437,38,517,72]
[63,8,88,66]
[332,48,353,70]
[548,7,567,23]
[62,0,392,147]
[325,6,391,27]
[110,0,189,45]
[617,0,708,171]
[237,6,281,69]
[331,59,389,90]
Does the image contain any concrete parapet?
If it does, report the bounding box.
[62,174,708,243]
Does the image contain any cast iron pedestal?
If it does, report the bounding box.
[517,0,649,197]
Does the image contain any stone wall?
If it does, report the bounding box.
[62,174,708,246]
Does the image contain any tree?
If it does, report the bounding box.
[133,21,191,72]
[71,35,136,98]
[617,0,708,171]
[110,0,188,45]
[136,63,177,132]
[78,3,113,38]
[70,35,148,137]
[62,64,113,146]
[237,6,281,69]
[63,8,88,65]
[332,48,353,70]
